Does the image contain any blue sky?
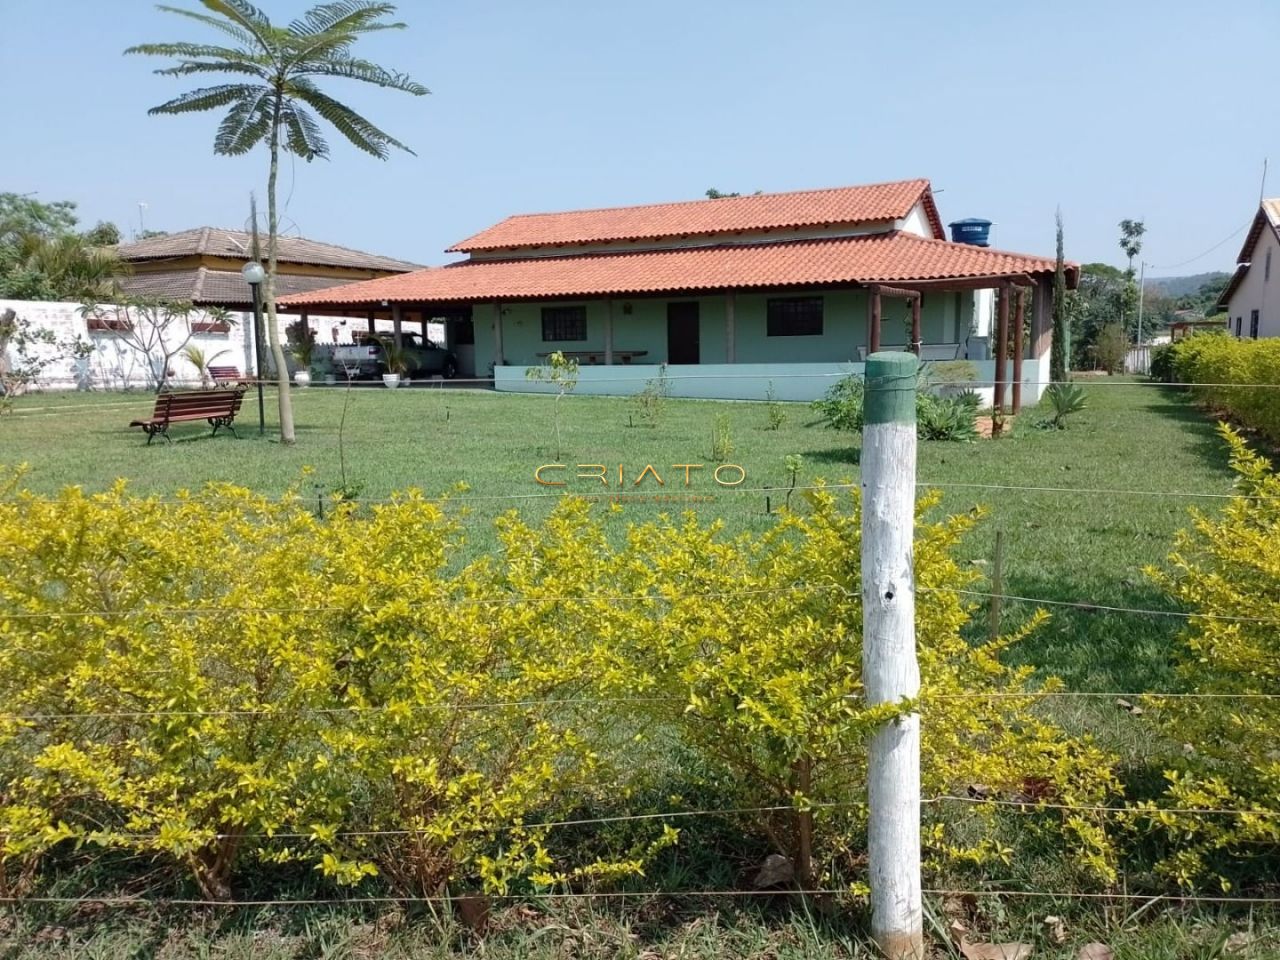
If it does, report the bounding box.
[4,0,1277,275]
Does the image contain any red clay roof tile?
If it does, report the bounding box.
[447,179,943,252]
[282,232,1076,308]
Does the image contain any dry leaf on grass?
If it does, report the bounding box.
[1224,931,1253,954]
[1043,915,1067,945]
[454,894,490,932]
[944,893,979,919]
[752,853,795,888]
[959,941,1033,960]
[1077,944,1114,960]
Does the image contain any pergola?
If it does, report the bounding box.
[867,272,1043,425]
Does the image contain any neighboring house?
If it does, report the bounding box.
[112,227,423,374]
[112,227,422,308]
[281,179,1078,400]
[1217,199,1280,339]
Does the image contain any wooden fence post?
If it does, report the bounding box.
[987,529,1005,642]
[861,351,923,960]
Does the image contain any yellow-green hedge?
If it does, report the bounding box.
[1172,334,1280,443]
[0,474,1116,900]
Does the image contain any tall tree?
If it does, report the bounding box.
[82,221,123,247]
[0,194,78,244]
[127,0,428,444]
[1117,218,1146,335]
[1118,218,1146,273]
[1050,210,1069,383]
[0,195,124,301]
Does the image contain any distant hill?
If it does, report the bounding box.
[1144,271,1231,298]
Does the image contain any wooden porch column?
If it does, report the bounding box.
[910,295,922,356]
[725,291,736,362]
[1031,276,1052,358]
[868,287,882,355]
[492,302,504,367]
[604,299,614,365]
[993,285,1010,436]
[367,310,375,336]
[1011,288,1026,414]
[392,302,404,347]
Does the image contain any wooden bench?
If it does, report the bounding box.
[130,389,246,445]
[207,365,247,386]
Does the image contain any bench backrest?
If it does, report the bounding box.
[207,365,242,383]
[151,389,243,421]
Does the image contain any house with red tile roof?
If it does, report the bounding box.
[281,179,1076,404]
[1217,199,1280,339]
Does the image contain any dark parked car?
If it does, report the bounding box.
[333,333,458,380]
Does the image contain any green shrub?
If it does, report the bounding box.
[711,413,734,461]
[631,365,669,427]
[923,359,979,388]
[813,373,978,441]
[1144,425,1280,889]
[1038,382,1088,429]
[1149,342,1176,383]
[0,478,637,899]
[1093,323,1129,374]
[619,487,1118,886]
[764,381,787,431]
[0,472,1118,901]
[917,390,980,441]
[811,373,865,432]
[1168,334,1280,445]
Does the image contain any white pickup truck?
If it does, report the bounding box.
[333,333,458,381]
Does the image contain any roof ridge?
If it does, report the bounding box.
[112,226,423,269]
[894,230,1072,264]
[493,178,931,223]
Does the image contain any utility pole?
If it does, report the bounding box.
[861,351,923,960]
[1136,259,1146,350]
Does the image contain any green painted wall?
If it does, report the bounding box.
[477,289,970,371]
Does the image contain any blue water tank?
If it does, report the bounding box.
[949,218,992,247]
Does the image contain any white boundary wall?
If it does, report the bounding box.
[1,300,356,391]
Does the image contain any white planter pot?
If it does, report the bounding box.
[382,374,401,389]
[294,370,312,388]
[324,374,337,386]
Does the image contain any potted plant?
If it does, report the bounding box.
[381,339,409,389]
[292,337,315,388]
[311,347,337,386]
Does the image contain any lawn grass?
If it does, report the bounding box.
[2,378,1270,958]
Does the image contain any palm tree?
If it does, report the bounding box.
[10,233,123,302]
[126,1,428,444]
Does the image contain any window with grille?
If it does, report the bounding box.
[766,297,824,336]
[541,306,587,341]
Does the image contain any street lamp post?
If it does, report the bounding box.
[241,261,267,435]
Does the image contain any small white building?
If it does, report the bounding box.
[1219,199,1280,338]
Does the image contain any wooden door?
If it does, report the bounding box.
[666,301,700,364]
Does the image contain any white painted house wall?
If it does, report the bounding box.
[0,299,354,391]
[1224,226,1280,339]
[896,201,935,239]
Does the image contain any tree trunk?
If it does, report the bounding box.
[265,92,296,444]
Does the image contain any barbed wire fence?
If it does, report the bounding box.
[1,364,1278,953]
